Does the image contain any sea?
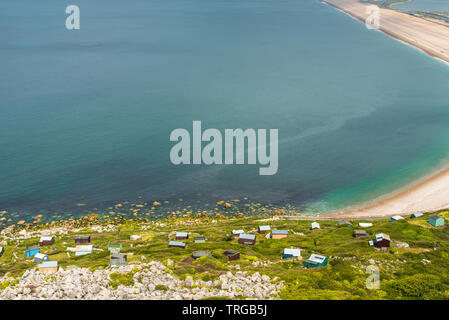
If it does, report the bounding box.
[1,0,449,223]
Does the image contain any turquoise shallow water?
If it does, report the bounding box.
[396,0,449,11]
[1,0,449,220]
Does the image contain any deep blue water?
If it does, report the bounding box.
[1,0,449,222]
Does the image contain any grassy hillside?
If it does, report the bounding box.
[1,211,449,299]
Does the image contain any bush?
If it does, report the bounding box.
[387,274,441,299]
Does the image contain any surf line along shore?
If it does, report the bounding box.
[321,0,449,65]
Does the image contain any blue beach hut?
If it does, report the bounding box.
[26,245,40,258]
[429,215,445,227]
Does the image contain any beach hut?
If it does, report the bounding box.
[0,246,3,257]
[194,236,206,243]
[75,245,93,256]
[33,253,49,263]
[26,245,40,258]
[354,230,369,238]
[311,222,320,230]
[169,241,186,248]
[110,253,127,267]
[75,235,91,244]
[374,233,391,249]
[108,243,122,252]
[258,225,271,234]
[238,233,256,245]
[39,236,55,246]
[390,215,404,222]
[304,254,328,268]
[411,212,423,218]
[192,250,210,259]
[130,235,142,241]
[232,229,244,237]
[38,261,58,272]
[429,215,445,227]
[176,232,188,240]
[359,222,373,228]
[271,229,288,239]
[283,248,301,260]
[223,249,240,261]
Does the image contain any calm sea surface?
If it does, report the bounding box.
[2,0,449,221]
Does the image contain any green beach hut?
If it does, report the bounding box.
[429,215,444,227]
[304,254,328,268]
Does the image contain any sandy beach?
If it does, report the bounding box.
[318,0,449,219]
[322,0,449,64]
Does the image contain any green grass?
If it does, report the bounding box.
[1,212,449,299]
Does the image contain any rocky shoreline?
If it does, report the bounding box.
[0,261,282,300]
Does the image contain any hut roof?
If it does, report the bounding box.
[169,241,185,247]
[430,214,442,220]
[232,229,244,235]
[239,233,256,240]
[75,245,93,251]
[272,229,288,235]
[375,233,390,241]
[38,261,58,268]
[223,249,239,256]
[34,253,48,260]
[307,254,326,264]
[176,232,188,237]
[258,225,271,231]
[283,248,300,256]
[192,251,209,258]
[39,236,54,242]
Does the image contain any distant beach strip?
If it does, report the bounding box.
[320,0,449,218]
[321,0,449,65]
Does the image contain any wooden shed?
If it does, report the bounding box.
[271,229,288,239]
[411,212,423,218]
[311,222,320,230]
[429,215,445,227]
[354,230,369,238]
[232,229,244,237]
[176,232,189,240]
[194,236,206,243]
[38,261,58,272]
[169,241,186,248]
[374,233,391,248]
[75,235,91,244]
[39,236,55,246]
[304,254,328,268]
[192,250,210,259]
[283,248,301,259]
[75,245,93,256]
[223,249,240,261]
[110,253,127,267]
[238,233,256,245]
[258,225,271,234]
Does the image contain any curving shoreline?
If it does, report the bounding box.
[321,0,449,65]
[319,0,449,219]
